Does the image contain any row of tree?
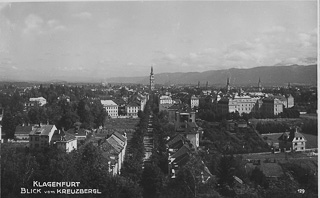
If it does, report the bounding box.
[2,97,108,139]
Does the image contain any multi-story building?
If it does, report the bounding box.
[217,95,260,115]
[15,125,33,142]
[29,125,57,149]
[101,100,118,118]
[159,95,174,111]
[159,95,173,105]
[51,130,77,153]
[29,97,47,106]
[261,97,283,116]
[190,95,199,108]
[278,128,307,152]
[125,102,140,117]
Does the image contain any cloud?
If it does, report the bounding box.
[47,19,66,31]
[262,26,286,34]
[73,12,92,19]
[23,14,44,34]
[0,3,10,12]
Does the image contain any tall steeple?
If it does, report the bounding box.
[258,77,262,92]
[226,77,231,92]
[150,66,155,91]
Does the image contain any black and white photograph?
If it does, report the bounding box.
[0,1,318,197]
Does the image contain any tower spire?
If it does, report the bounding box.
[150,65,155,91]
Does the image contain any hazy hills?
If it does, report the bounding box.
[107,65,317,86]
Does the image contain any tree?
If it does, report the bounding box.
[2,110,16,139]
[141,164,165,198]
[250,167,268,188]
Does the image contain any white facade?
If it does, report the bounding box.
[56,138,77,153]
[29,125,57,149]
[29,97,47,106]
[190,95,199,108]
[101,100,118,118]
[126,104,140,117]
[159,95,173,104]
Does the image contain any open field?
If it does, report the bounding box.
[300,113,318,120]
[104,118,140,130]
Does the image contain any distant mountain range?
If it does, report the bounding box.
[107,65,317,86]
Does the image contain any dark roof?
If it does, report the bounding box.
[113,132,127,143]
[167,134,186,148]
[171,144,191,159]
[101,140,121,156]
[127,102,140,107]
[15,126,33,135]
[67,128,88,136]
[53,131,76,142]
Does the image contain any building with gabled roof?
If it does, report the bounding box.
[29,125,57,149]
[101,100,118,118]
[15,125,33,142]
[278,127,307,152]
[190,95,199,108]
[125,102,140,117]
[51,130,77,153]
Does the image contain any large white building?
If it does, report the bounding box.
[29,125,57,149]
[190,95,199,108]
[29,97,47,106]
[101,100,119,118]
[125,102,140,117]
[159,95,173,105]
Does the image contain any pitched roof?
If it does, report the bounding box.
[113,132,127,143]
[127,102,140,107]
[107,136,123,152]
[167,134,187,150]
[101,100,118,106]
[53,131,76,142]
[171,144,191,159]
[15,126,33,135]
[29,125,55,136]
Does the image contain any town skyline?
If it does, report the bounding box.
[0,1,317,82]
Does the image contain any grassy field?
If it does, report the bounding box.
[261,133,317,149]
[104,118,140,130]
[301,133,318,149]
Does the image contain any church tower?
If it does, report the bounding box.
[226,77,231,93]
[258,77,262,92]
[150,66,155,91]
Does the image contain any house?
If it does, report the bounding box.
[101,100,118,118]
[15,125,33,142]
[190,95,199,108]
[29,97,47,106]
[106,136,125,174]
[29,125,57,149]
[51,130,77,153]
[159,95,174,112]
[100,140,121,175]
[125,102,140,117]
[110,132,127,163]
[278,128,307,152]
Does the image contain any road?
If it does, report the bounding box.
[143,114,154,168]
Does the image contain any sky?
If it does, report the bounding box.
[0,1,318,82]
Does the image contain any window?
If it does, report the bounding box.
[35,137,39,141]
